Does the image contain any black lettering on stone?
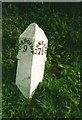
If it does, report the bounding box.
[34,49,37,54]
[24,38,27,43]
[30,45,33,50]
[19,44,22,50]
[30,46,33,53]
[42,41,44,45]
[38,48,41,55]
[27,40,30,44]
[38,41,41,45]
[41,46,44,55]
[36,44,39,48]
[20,40,25,45]
[45,46,47,54]
[23,45,28,52]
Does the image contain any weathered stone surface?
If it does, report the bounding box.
[16,23,48,98]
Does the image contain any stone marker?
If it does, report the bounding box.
[16,23,48,98]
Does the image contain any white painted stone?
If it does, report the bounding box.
[16,23,48,98]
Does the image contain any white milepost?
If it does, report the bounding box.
[16,23,48,98]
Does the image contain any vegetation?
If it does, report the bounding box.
[2,3,81,119]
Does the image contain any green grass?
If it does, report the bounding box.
[2,2,81,118]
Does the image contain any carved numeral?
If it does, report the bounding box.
[38,48,41,55]
[23,45,28,52]
[41,46,44,55]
